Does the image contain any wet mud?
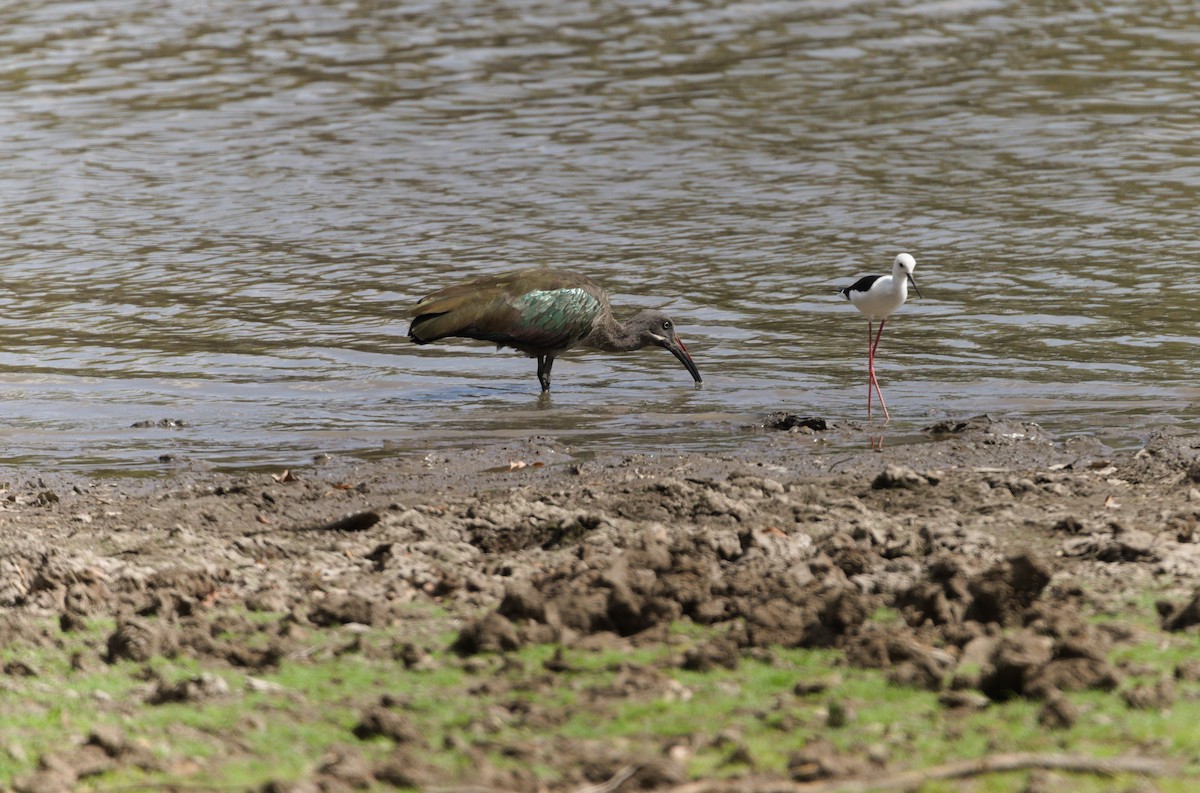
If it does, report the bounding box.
[3,416,1200,790]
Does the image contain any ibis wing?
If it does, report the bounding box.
[408,269,604,353]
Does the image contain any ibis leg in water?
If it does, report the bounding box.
[408,268,702,392]
[838,253,921,422]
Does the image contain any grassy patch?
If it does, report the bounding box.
[0,612,1196,790]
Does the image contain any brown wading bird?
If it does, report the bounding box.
[408,268,702,392]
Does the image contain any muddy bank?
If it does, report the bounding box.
[2,416,1199,790]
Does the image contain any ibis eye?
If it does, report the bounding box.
[662,320,672,330]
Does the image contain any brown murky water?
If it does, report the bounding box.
[0,0,1197,470]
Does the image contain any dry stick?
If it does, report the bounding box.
[429,765,639,793]
[659,753,1180,793]
[574,765,640,793]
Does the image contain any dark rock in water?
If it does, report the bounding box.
[922,414,1048,444]
[131,418,188,428]
[763,413,829,432]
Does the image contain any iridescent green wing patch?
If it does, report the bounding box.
[509,287,603,350]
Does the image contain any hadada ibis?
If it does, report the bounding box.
[408,268,702,392]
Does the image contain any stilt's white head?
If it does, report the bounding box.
[893,253,921,298]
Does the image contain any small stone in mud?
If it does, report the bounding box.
[497,581,547,623]
[794,676,839,696]
[13,768,77,793]
[965,551,1052,626]
[542,646,572,673]
[721,743,755,768]
[147,672,231,705]
[104,618,162,664]
[938,690,990,710]
[317,744,374,790]
[131,418,188,428]
[3,660,38,677]
[302,510,382,533]
[310,594,376,627]
[871,465,929,490]
[1122,677,1176,710]
[1037,691,1078,729]
[245,589,288,613]
[824,699,854,728]
[353,704,422,744]
[763,413,829,432]
[787,738,857,782]
[631,757,689,788]
[1052,516,1085,534]
[1175,660,1200,681]
[978,630,1054,701]
[681,636,739,671]
[392,641,433,670]
[1158,590,1200,632]
[452,612,521,655]
[86,726,128,758]
[374,746,440,789]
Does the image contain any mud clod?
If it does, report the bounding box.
[681,635,739,671]
[1123,677,1176,710]
[872,465,929,490]
[353,704,422,744]
[105,618,167,663]
[965,552,1052,626]
[1037,691,1078,729]
[0,426,1193,790]
[787,739,861,782]
[763,413,829,432]
[453,612,521,655]
[310,594,377,627]
[147,672,231,704]
[1159,589,1200,632]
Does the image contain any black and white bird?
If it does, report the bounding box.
[838,253,921,422]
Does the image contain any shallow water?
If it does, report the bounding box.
[1,0,1197,471]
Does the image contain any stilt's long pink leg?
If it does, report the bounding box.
[866,321,874,420]
[870,320,890,422]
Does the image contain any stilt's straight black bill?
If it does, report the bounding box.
[907,273,922,299]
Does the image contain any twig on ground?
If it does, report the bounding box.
[659,752,1181,793]
[574,765,639,793]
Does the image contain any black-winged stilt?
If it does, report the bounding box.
[838,253,921,422]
